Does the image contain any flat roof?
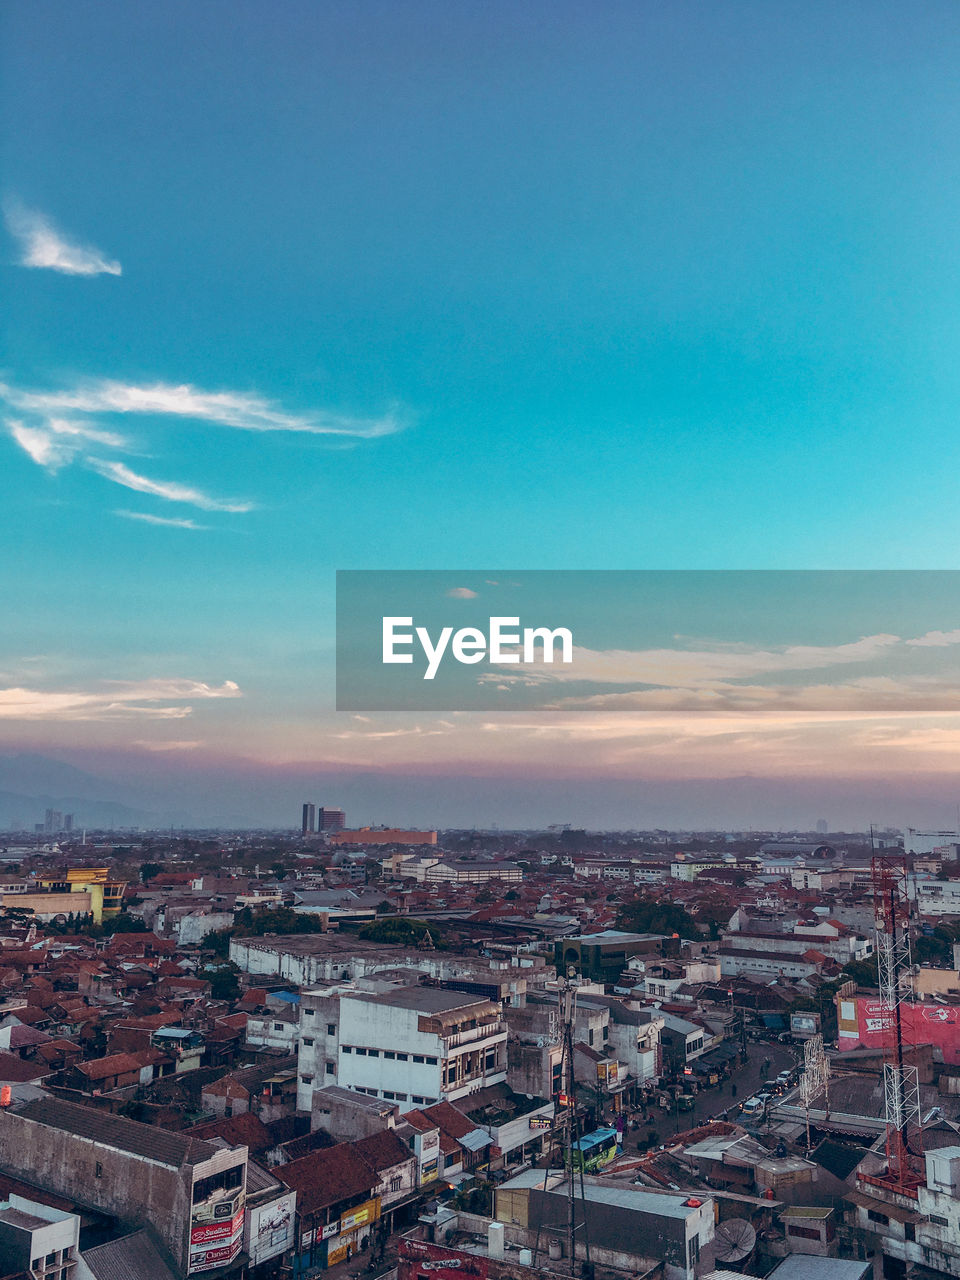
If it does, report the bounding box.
[767,1258,870,1280]
[357,987,493,1013]
[498,1169,708,1219]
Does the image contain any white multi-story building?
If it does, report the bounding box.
[912,878,960,917]
[297,985,508,1113]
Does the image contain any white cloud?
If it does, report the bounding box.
[484,634,903,686]
[5,378,400,438]
[907,629,960,648]
[133,739,204,751]
[447,587,478,599]
[7,416,129,472]
[89,459,253,512]
[0,678,240,722]
[7,421,69,470]
[4,201,121,276]
[114,510,207,530]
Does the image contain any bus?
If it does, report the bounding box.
[566,1127,622,1173]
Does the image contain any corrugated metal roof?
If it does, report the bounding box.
[83,1229,179,1280]
[16,1097,222,1168]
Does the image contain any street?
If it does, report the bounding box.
[627,1039,800,1143]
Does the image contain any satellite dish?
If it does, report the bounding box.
[714,1219,756,1264]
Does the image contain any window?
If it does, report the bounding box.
[303,1037,314,1047]
[390,1175,403,1192]
[325,1062,335,1075]
[787,1225,821,1241]
[327,1023,335,1034]
[95,1162,103,1178]
[300,1074,313,1085]
[356,1047,367,1056]
[905,1224,916,1242]
[274,1022,284,1031]
[397,1052,408,1061]
[425,1056,437,1065]
[413,1054,425,1064]
[929,1215,949,1227]
[303,1008,315,1017]
[412,1094,425,1104]
[588,1030,594,1046]
[867,1209,889,1226]
[343,1045,352,1053]
[687,1237,700,1270]
[384,1050,396,1059]
[369,1049,380,1057]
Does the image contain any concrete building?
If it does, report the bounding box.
[495,1170,715,1280]
[0,1193,82,1280]
[319,807,345,832]
[297,985,508,1113]
[329,828,437,846]
[555,931,664,984]
[33,868,126,923]
[0,1093,248,1276]
[301,803,316,836]
[905,828,960,858]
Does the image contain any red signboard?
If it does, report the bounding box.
[189,1238,242,1271]
[839,997,960,1064]
[400,1238,489,1280]
[191,1209,244,1245]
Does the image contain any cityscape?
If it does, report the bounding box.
[0,813,949,1279]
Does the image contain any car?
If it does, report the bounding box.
[740,1097,764,1116]
[777,1070,791,1082]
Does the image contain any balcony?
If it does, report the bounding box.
[443,1021,506,1049]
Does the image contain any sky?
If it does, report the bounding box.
[4,2,960,829]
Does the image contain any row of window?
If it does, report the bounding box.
[342,1047,439,1064]
[349,1084,438,1104]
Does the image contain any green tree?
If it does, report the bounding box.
[616,896,700,940]
[139,862,164,884]
[358,917,443,947]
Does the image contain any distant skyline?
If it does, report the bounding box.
[4,3,960,827]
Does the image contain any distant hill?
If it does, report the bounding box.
[0,754,160,831]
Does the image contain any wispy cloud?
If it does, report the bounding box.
[482,633,904,687]
[4,379,401,438]
[6,417,129,472]
[0,678,240,722]
[447,587,478,599]
[4,201,121,276]
[114,510,207,530]
[88,459,253,513]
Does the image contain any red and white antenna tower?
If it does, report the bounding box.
[872,854,923,1191]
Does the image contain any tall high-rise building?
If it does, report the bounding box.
[43,809,62,834]
[319,806,345,832]
[816,818,828,834]
[63,814,74,833]
[301,803,316,835]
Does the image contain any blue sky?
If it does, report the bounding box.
[4,1,960,826]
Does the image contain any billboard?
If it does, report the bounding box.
[189,1192,245,1274]
[245,1192,296,1266]
[400,1239,489,1280]
[790,1012,821,1037]
[837,996,960,1064]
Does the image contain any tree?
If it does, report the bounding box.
[139,862,164,884]
[202,963,241,1001]
[616,896,700,940]
[358,917,443,947]
[102,913,149,935]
